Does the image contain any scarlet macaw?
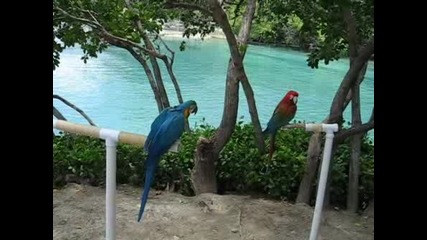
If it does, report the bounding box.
[137,100,198,222]
[263,90,299,160]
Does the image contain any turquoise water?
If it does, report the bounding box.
[53,38,374,140]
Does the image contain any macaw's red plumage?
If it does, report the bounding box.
[263,90,299,160]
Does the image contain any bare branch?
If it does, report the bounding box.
[342,8,359,59]
[208,0,242,64]
[53,95,97,126]
[122,45,164,112]
[157,34,175,63]
[334,121,374,144]
[237,0,256,47]
[237,0,264,152]
[155,34,184,104]
[53,106,67,121]
[329,36,374,123]
[334,107,374,144]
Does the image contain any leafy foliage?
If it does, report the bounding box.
[53,120,374,210]
[53,0,222,69]
[233,0,374,68]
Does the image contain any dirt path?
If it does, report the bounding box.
[53,184,374,240]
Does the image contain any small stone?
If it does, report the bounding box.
[173,236,180,240]
[58,219,67,225]
[231,228,239,233]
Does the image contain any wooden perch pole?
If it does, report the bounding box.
[53,119,180,151]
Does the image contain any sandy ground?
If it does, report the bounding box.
[53,184,374,240]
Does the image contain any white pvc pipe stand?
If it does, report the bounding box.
[53,119,338,240]
[100,129,120,240]
[306,123,339,240]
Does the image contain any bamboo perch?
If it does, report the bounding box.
[53,119,180,152]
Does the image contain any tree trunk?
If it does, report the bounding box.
[143,35,171,109]
[235,0,265,153]
[125,0,171,110]
[155,38,189,130]
[191,137,217,193]
[190,0,256,194]
[156,35,184,105]
[240,79,265,153]
[125,46,164,112]
[347,62,367,212]
[296,38,373,204]
[296,132,322,203]
[322,144,338,208]
[324,56,368,208]
[347,132,362,212]
[363,198,374,218]
[192,60,242,194]
[163,56,183,104]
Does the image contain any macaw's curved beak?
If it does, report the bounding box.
[293,96,298,104]
[191,105,198,115]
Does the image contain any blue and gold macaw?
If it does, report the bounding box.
[137,100,198,222]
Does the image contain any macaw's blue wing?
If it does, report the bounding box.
[147,111,186,157]
[263,104,295,161]
[264,112,293,136]
[144,107,172,152]
[264,102,295,137]
[137,111,186,222]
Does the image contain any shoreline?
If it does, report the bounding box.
[159,28,226,40]
[159,28,374,62]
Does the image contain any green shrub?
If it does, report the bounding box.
[53,120,374,210]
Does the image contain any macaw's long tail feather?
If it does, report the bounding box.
[137,156,159,222]
[268,133,276,160]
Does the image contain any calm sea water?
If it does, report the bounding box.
[53,38,374,140]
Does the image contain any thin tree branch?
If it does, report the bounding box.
[53,106,67,121]
[157,34,175,63]
[342,7,359,59]
[53,94,97,126]
[335,121,374,144]
[208,0,242,64]
[335,107,374,144]
[123,46,164,112]
[329,36,374,123]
